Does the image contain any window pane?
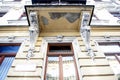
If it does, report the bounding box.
[46,57,59,80]
[99,45,120,53]
[0,46,20,53]
[0,12,7,17]
[62,56,77,80]
[49,46,71,52]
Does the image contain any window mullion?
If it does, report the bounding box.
[59,55,63,80]
[115,54,120,64]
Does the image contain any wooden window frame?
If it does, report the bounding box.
[0,43,21,64]
[44,43,79,80]
[0,56,5,65]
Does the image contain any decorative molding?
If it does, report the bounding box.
[80,11,95,60]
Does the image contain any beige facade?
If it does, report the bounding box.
[0,25,119,80]
[0,5,120,80]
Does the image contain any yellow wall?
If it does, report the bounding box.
[0,26,29,37]
[0,26,120,37]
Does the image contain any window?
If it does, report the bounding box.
[49,43,71,52]
[98,42,120,75]
[0,12,7,17]
[98,42,120,54]
[44,43,79,80]
[110,12,120,19]
[0,43,20,57]
[0,43,21,80]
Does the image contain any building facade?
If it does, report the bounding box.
[0,1,120,80]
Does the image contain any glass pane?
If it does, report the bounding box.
[0,46,20,53]
[62,56,77,80]
[49,46,71,52]
[99,45,120,53]
[46,57,59,80]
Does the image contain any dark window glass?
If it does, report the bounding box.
[49,45,71,52]
[0,46,20,53]
[0,12,7,17]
